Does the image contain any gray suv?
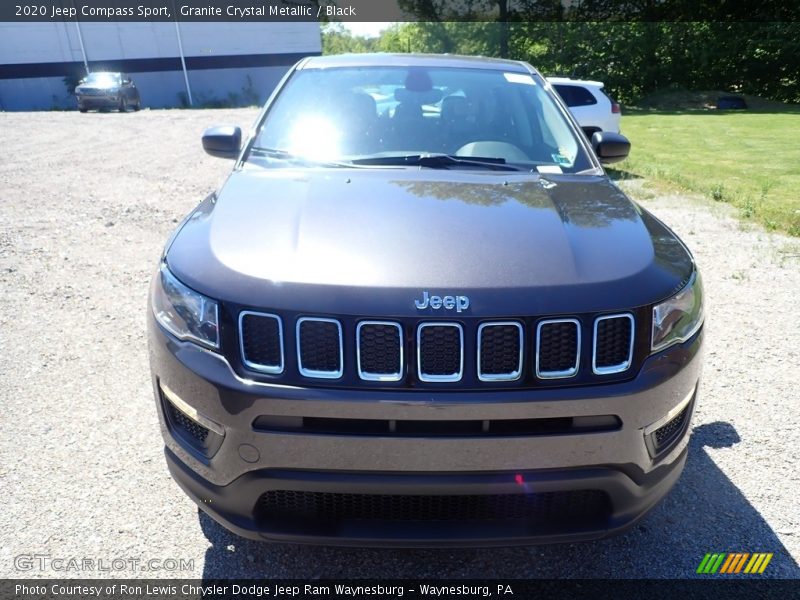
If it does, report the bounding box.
[75,72,141,112]
[148,53,703,546]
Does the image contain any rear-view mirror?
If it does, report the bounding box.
[591,131,631,164]
[202,126,242,159]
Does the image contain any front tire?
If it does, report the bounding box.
[119,97,127,113]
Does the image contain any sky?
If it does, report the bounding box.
[341,22,395,38]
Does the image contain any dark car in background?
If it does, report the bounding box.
[148,53,704,546]
[75,72,141,112]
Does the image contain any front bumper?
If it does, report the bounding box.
[77,95,119,109]
[149,314,702,546]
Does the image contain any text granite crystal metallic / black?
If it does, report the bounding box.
[147,54,704,546]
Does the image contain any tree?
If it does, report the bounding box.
[321,22,378,55]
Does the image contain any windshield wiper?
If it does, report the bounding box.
[349,154,522,171]
[249,147,355,168]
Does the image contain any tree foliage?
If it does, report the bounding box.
[321,21,800,104]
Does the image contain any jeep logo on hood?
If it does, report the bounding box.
[414,291,470,313]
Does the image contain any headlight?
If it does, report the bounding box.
[152,264,219,349]
[651,272,704,352]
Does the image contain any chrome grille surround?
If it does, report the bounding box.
[416,322,464,382]
[535,318,581,379]
[296,317,344,379]
[592,313,635,375]
[356,320,404,382]
[234,311,641,385]
[239,311,285,374]
[477,321,524,382]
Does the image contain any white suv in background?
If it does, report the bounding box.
[547,77,621,137]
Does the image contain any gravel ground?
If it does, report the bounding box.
[0,108,798,580]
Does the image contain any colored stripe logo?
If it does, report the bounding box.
[696,552,773,574]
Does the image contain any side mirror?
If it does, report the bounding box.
[202,126,242,159]
[591,131,630,164]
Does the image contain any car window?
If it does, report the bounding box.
[251,66,591,172]
[553,84,598,107]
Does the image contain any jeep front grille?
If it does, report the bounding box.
[239,312,284,373]
[593,314,634,374]
[238,312,639,385]
[536,319,580,379]
[417,323,463,382]
[478,322,523,381]
[296,317,343,378]
[357,321,403,381]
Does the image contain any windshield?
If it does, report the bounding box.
[84,73,120,86]
[250,65,592,172]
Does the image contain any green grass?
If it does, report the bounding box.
[612,97,800,236]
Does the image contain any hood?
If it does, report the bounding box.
[166,167,693,316]
[76,83,119,93]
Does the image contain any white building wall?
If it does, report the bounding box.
[0,22,85,64]
[0,22,321,110]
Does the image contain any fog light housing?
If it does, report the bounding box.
[160,383,224,457]
[644,386,696,458]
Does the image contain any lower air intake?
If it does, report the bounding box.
[256,489,611,524]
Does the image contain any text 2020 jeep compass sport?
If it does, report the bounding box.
[148,54,704,546]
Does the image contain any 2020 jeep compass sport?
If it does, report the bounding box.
[148,54,704,546]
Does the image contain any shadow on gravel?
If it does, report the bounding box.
[199,421,799,579]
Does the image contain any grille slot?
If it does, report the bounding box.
[239,312,284,373]
[296,318,343,379]
[536,319,580,379]
[256,489,611,525]
[417,323,463,382]
[653,403,690,453]
[593,314,634,374]
[477,322,523,381]
[357,321,403,381]
[252,414,621,436]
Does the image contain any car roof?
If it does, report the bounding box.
[547,77,604,88]
[301,53,532,73]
